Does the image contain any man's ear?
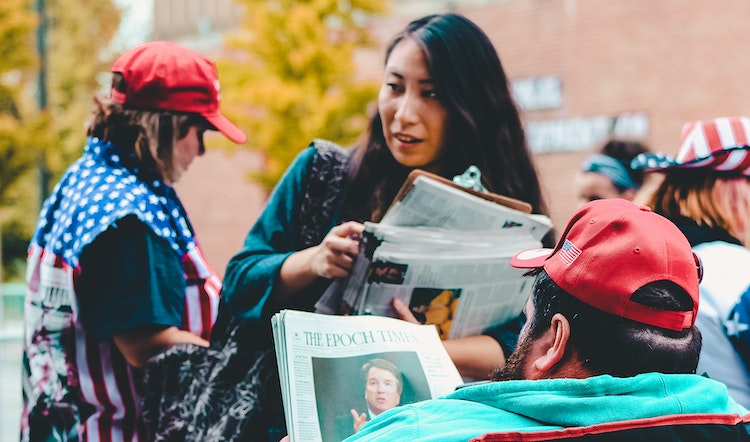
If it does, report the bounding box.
[531,313,571,374]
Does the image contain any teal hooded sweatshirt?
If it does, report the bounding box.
[345,373,748,441]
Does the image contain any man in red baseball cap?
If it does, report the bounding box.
[21,41,244,441]
[346,199,750,441]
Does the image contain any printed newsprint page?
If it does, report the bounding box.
[272,310,462,442]
[346,223,540,339]
[380,173,552,239]
[315,173,553,337]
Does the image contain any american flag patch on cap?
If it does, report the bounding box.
[558,240,582,266]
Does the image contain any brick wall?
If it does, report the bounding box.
[174,135,267,277]
[177,0,750,274]
[457,0,750,228]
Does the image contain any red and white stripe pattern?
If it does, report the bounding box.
[633,117,750,175]
[21,243,221,441]
[183,246,222,340]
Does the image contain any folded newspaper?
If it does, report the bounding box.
[272,309,463,442]
[316,170,553,339]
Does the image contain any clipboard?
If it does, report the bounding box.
[386,169,533,215]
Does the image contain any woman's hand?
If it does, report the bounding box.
[276,221,364,299]
[309,221,364,279]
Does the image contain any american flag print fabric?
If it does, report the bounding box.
[558,240,582,266]
[21,137,220,442]
[631,117,750,175]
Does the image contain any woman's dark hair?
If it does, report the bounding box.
[342,13,548,226]
[86,72,205,182]
[525,269,702,376]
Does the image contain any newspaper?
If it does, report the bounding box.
[315,172,552,339]
[380,173,552,240]
[341,224,540,339]
[272,309,463,442]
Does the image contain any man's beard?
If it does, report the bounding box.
[490,334,533,381]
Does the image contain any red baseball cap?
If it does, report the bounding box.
[510,199,701,331]
[110,41,247,144]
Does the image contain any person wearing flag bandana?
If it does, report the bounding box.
[576,139,649,206]
[20,41,246,441]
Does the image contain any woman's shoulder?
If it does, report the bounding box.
[288,139,351,171]
[304,139,352,178]
[309,138,351,162]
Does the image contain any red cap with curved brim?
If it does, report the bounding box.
[510,199,701,331]
[110,41,247,144]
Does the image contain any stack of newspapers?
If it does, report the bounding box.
[272,310,463,442]
[316,169,553,340]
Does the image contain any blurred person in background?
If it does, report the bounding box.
[632,116,750,408]
[21,41,246,441]
[576,139,649,206]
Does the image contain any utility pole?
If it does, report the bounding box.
[36,0,50,209]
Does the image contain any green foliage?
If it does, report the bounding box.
[0,0,36,208]
[0,0,122,279]
[220,0,390,188]
[0,0,36,77]
[43,0,122,177]
[1,219,32,282]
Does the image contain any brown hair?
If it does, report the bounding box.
[86,73,204,183]
[640,171,750,245]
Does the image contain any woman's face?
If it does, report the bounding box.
[170,125,206,184]
[378,38,448,172]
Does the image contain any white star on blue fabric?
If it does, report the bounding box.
[32,137,196,268]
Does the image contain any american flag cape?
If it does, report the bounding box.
[21,137,221,441]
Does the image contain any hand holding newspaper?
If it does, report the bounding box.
[272,310,463,442]
[316,169,553,339]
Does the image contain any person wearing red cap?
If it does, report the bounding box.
[20,41,246,441]
[344,199,749,441]
[632,116,750,409]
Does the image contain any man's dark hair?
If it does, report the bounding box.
[525,269,702,376]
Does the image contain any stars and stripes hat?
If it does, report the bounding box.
[630,117,750,174]
[110,41,247,144]
[510,199,701,331]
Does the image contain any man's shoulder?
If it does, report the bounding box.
[348,374,749,441]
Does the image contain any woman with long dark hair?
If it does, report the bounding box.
[222,13,550,439]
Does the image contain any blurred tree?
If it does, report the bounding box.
[0,0,36,208]
[43,0,122,177]
[0,0,121,281]
[0,0,40,282]
[220,0,390,188]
